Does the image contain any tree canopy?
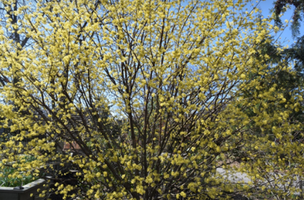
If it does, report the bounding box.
[0,0,303,199]
[274,0,304,37]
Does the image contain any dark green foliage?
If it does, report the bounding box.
[239,34,304,141]
[274,0,304,37]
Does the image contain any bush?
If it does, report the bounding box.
[0,0,303,199]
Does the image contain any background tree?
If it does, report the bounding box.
[274,0,304,37]
[273,0,304,91]
[235,5,304,196]
[0,0,303,199]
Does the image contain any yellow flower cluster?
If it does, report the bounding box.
[0,0,302,199]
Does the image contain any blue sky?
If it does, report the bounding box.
[258,0,304,46]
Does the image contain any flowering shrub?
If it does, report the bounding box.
[0,155,37,187]
[0,0,303,199]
